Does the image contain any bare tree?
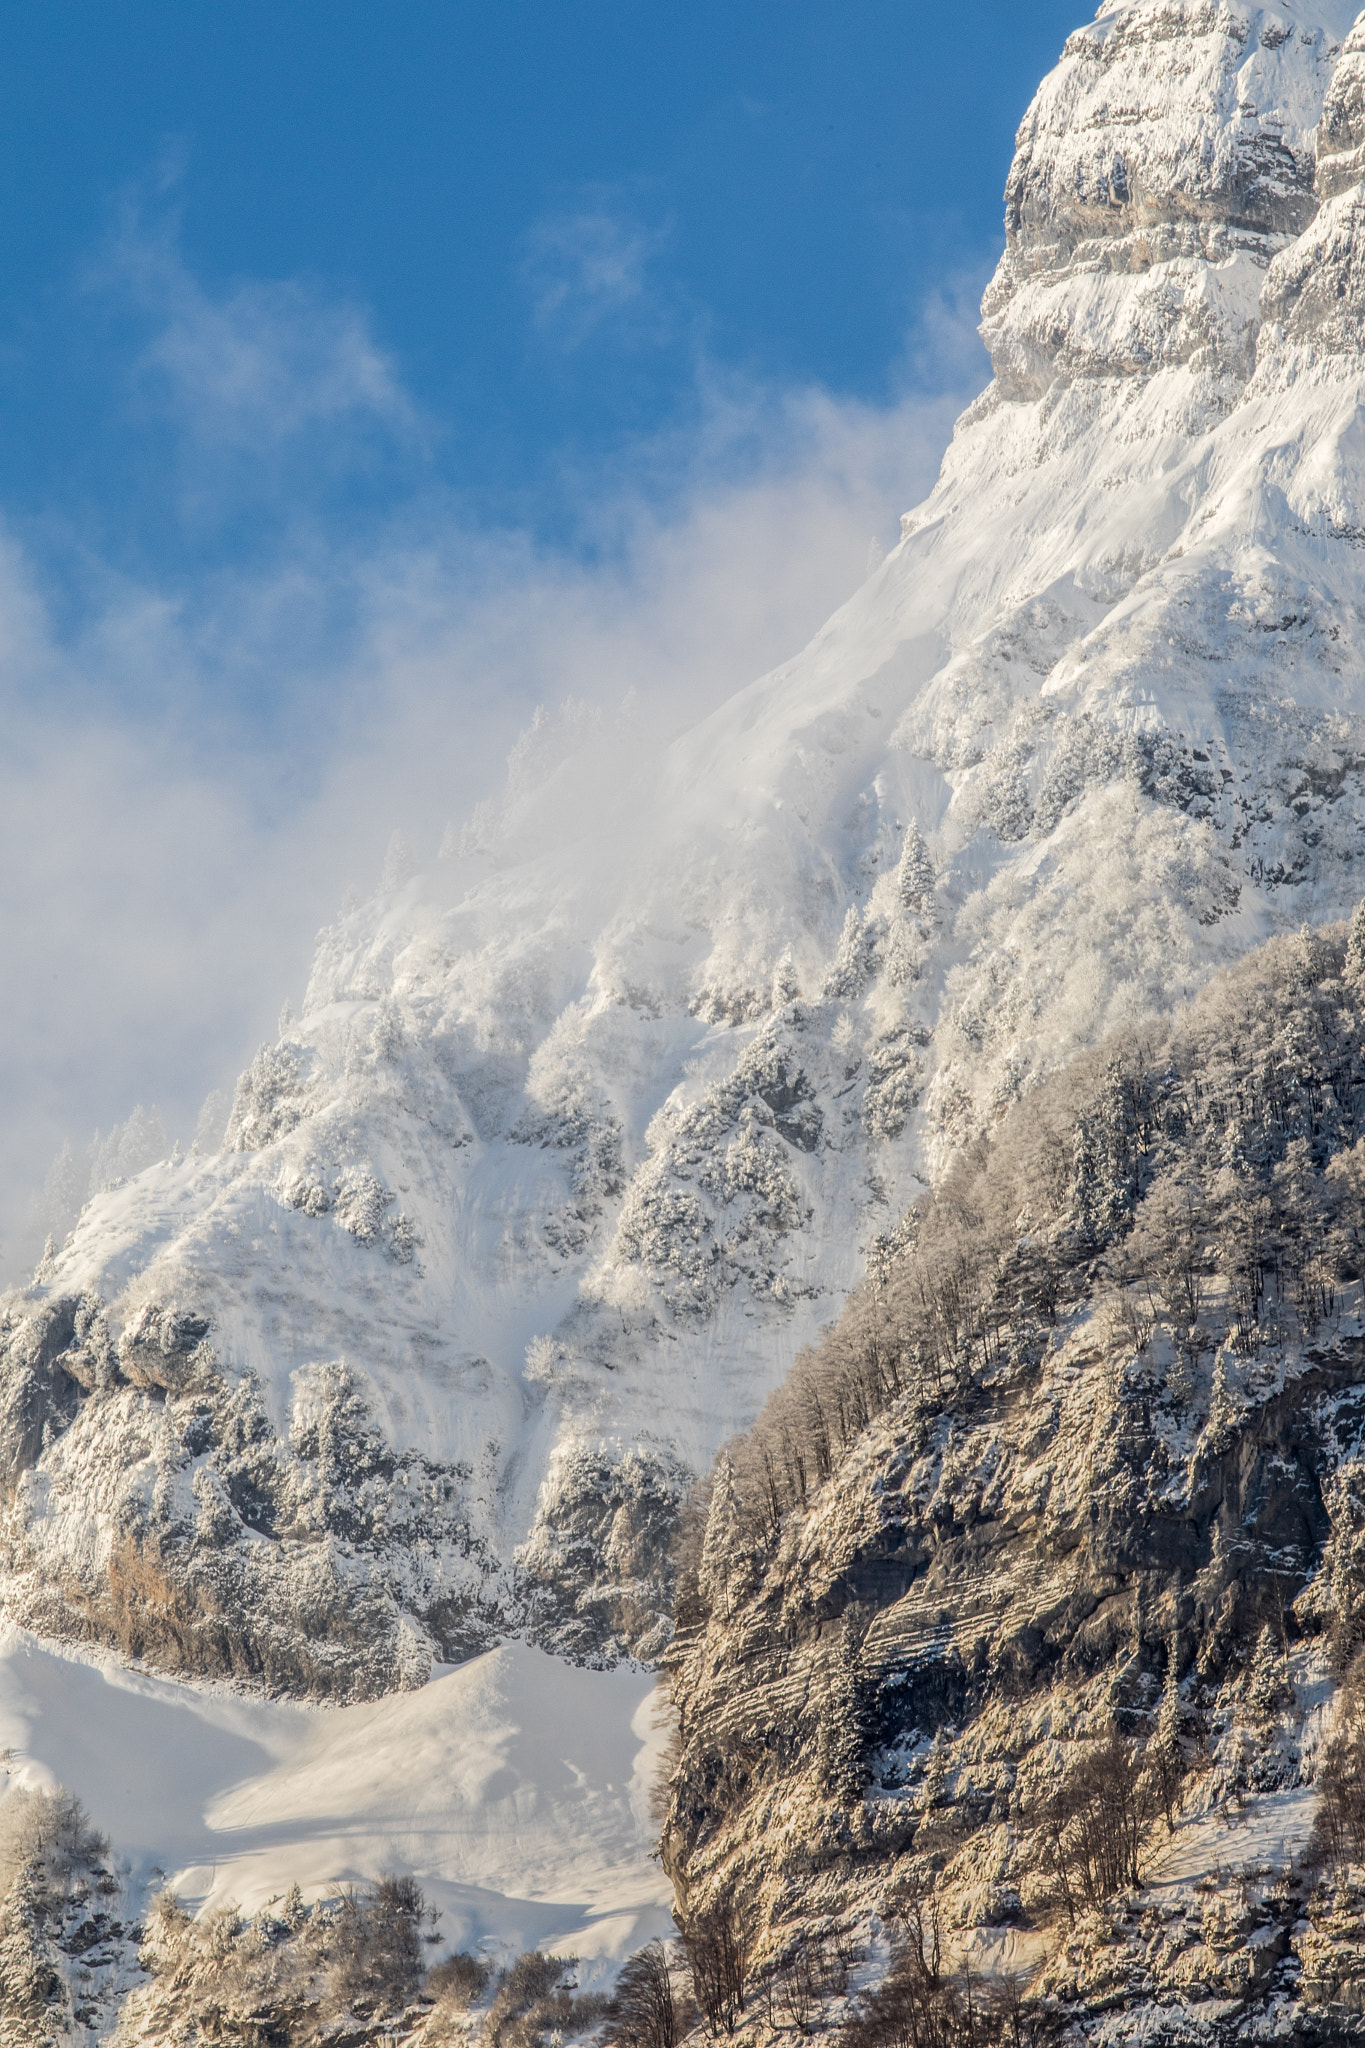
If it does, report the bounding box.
[1036,1736,1153,1920]
[682,1897,750,2036]
[604,1940,688,2048]
[1311,1675,1365,1867]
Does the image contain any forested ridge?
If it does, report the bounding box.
[689,912,1365,1571]
[16,924,1365,2048]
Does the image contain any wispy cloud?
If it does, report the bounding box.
[0,227,990,1276]
[143,270,415,444]
[520,198,675,349]
[80,189,423,537]
[106,197,415,444]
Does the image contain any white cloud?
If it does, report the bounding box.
[520,201,672,346]
[0,241,990,1276]
[144,273,414,442]
[84,193,421,530]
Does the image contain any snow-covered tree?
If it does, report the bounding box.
[1345,897,1365,989]
[770,949,800,1008]
[85,1104,167,1197]
[896,821,936,917]
[381,830,418,889]
[822,907,873,1000]
[191,1089,229,1156]
[1150,1657,1193,1831]
[27,1140,83,1246]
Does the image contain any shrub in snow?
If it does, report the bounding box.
[426,1948,490,2010]
[484,1950,608,2048]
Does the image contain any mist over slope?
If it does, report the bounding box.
[9,0,1365,1698]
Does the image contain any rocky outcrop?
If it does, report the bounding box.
[0,1299,505,1699]
[983,0,1337,400]
[657,918,1365,2040]
[0,1298,83,1495]
[1318,12,1365,197]
[1262,12,1365,360]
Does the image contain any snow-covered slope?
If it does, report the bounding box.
[0,1628,669,1971]
[10,0,1365,1693]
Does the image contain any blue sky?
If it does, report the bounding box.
[1,3,1080,576]
[0,2,1085,1267]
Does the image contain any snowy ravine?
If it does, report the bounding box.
[12,0,1365,1693]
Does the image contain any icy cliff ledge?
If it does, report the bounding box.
[10,0,1365,1693]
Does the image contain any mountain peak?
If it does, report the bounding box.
[10,0,1365,1700]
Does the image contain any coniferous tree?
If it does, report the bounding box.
[1345,897,1365,989]
[1245,1621,1293,1716]
[816,1613,871,1804]
[698,1451,752,1618]
[770,950,801,1008]
[823,908,872,1000]
[896,821,936,917]
[1150,1661,1190,1833]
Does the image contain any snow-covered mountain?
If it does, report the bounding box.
[9,0,1365,1698]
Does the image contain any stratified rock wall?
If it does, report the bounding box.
[658,921,1365,2039]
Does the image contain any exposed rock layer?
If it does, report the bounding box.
[659,920,1365,2041]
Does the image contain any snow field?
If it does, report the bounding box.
[0,1628,672,1979]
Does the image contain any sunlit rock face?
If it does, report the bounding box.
[9,0,1365,1696]
[657,922,1365,2044]
[984,0,1336,398]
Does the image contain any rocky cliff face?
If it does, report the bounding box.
[12,0,1365,1699]
[658,914,1365,2042]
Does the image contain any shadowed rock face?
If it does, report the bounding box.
[0,1298,82,1495]
[0,1281,694,1696]
[664,1336,1348,1858]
